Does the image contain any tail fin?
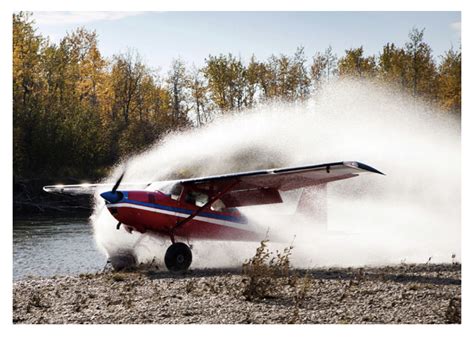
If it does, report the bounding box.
[296,184,327,230]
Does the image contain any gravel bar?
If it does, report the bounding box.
[13,263,461,324]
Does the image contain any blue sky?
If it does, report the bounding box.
[32,11,461,75]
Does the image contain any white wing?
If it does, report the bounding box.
[43,182,150,195]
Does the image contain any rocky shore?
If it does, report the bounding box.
[13,263,461,324]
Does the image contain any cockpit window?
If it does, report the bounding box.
[170,183,183,200]
[195,193,209,207]
[185,191,209,207]
[150,182,183,201]
[211,199,226,212]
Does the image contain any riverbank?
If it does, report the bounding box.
[13,263,461,324]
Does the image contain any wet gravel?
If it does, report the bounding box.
[13,263,461,324]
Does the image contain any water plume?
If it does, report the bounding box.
[91,79,461,268]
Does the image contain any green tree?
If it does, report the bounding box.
[378,43,409,87]
[189,65,210,126]
[110,51,146,126]
[245,55,261,107]
[310,51,327,91]
[291,47,311,100]
[13,12,45,176]
[323,46,338,81]
[203,53,247,112]
[405,28,438,99]
[13,11,462,185]
[438,47,461,113]
[167,58,191,127]
[338,46,376,78]
[258,48,310,102]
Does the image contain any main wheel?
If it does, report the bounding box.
[164,242,192,272]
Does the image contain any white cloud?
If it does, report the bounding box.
[450,21,461,33]
[33,11,144,26]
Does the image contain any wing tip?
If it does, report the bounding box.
[43,185,66,193]
[345,161,385,176]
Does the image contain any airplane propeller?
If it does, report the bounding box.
[100,169,126,204]
[111,170,125,194]
[99,168,127,230]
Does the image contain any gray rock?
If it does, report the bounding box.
[13,263,461,324]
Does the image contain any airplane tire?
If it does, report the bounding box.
[165,242,192,272]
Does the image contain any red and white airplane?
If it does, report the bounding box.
[44,161,383,272]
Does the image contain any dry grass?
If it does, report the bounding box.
[241,240,295,300]
[288,273,312,324]
[242,239,318,323]
[110,273,127,282]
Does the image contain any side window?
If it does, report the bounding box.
[185,191,209,207]
[195,193,209,207]
[170,183,183,201]
[211,199,226,212]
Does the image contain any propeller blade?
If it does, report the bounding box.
[111,170,126,194]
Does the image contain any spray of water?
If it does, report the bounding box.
[91,79,460,268]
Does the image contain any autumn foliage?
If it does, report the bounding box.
[13,12,461,181]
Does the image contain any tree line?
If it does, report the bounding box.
[13,12,461,181]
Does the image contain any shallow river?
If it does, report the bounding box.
[13,217,106,280]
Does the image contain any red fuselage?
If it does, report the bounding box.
[105,190,262,241]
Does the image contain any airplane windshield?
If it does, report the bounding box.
[170,183,183,200]
[154,182,182,201]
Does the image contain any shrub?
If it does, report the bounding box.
[288,273,311,324]
[242,239,294,300]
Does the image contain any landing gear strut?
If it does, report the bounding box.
[165,242,192,272]
[162,180,238,272]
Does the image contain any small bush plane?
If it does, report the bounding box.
[44,161,383,272]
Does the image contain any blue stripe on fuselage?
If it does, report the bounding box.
[118,196,248,224]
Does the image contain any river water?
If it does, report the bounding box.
[13,217,106,280]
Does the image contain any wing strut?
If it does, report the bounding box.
[167,180,240,243]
